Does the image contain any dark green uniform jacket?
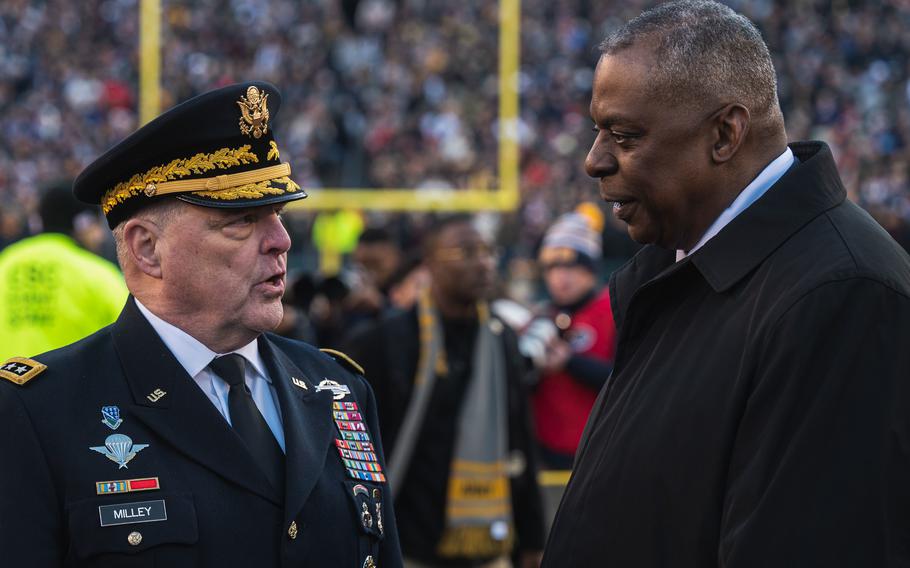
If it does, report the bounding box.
[0,297,403,568]
[543,142,910,567]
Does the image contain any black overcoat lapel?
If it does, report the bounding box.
[258,336,335,523]
[112,298,281,504]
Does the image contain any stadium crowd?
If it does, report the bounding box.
[2,0,909,267]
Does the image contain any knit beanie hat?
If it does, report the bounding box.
[539,203,604,271]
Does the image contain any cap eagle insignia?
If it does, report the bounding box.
[237,86,270,139]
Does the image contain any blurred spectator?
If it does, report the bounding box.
[308,273,356,348]
[311,209,364,275]
[4,0,908,278]
[300,226,417,345]
[273,271,320,345]
[344,226,405,323]
[0,182,128,360]
[345,216,544,567]
[521,205,616,469]
[353,226,403,296]
[385,250,429,312]
[2,1,904,368]
[0,205,27,249]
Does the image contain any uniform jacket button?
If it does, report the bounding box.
[288,521,298,540]
[127,531,142,546]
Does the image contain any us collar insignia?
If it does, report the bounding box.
[291,376,308,390]
[316,379,351,400]
[90,434,149,469]
[101,406,123,430]
[146,388,166,403]
[237,85,269,139]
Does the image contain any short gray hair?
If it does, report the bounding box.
[600,0,779,119]
[112,199,182,269]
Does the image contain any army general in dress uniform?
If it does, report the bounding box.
[0,82,402,568]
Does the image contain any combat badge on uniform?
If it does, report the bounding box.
[0,357,47,385]
[316,379,351,400]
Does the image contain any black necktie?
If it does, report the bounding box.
[209,354,285,493]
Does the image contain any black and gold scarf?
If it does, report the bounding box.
[388,288,514,558]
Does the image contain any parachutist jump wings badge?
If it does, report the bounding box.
[90,433,149,469]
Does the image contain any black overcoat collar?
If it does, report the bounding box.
[690,141,846,292]
[112,298,335,517]
[610,141,846,324]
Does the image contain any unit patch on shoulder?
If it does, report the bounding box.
[0,357,47,385]
[320,348,365,376]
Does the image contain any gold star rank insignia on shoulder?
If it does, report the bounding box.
[0,357,47,385]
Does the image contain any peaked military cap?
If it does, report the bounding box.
[74,81,306,228]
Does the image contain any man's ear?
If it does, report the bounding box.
[122,218,165,279]
[711,103,750,163]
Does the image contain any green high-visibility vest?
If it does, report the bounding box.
[0,233,128,359]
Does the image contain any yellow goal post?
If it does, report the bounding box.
[139,0,521,213]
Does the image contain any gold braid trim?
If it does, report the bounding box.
[101,146,259,214]
[267,141,280,161]
[191,176,301,200]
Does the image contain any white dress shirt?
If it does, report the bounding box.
[677,147,795,261]
[134,299,286,452]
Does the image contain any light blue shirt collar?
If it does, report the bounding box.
[677,147,794,261]
[133,299,285,452]
[134,299,269,381]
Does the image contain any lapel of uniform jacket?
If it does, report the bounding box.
[113,297,282,505]
[258,336,335,524]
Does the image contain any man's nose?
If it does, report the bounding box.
[477,252,496,271]
[262,212,292,254]
[585,142,618,179]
